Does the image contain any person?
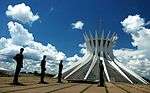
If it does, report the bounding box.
[13,48,24,85]
[57,60,63,83]
[39,55,48,84]
[98,59,104,87]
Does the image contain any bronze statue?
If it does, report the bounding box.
[13,48,24,85]
[57,60,63,83]
[98,59,104,87]
[39,55,48,84]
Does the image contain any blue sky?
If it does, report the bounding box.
[0,0,149,57]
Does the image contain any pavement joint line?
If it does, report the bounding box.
[80,84,92,93]
[131,83,150,91]
[137,85,150,91]
[46,83,80,93]
[120,83,150,93]
[139,85,150,90]
[111,82,131,93]
[0,83,37,88]
[1,83,59,93]
[0,85,13,88]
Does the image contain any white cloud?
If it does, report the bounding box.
[114,49,150,79]
[6,3,39,24]
[0,37,8,49]
[78,43,86,48]
[0,67,8,71]
[0,3,67,74]
[0,21,66,74]
[80,48,87,55]
[66,54,81,62]
[121,15,144,33]
[72,21,84,30]
[65,54,82,70]
[78,43,87,55]
[121,15,150,59]
[7,21,34,46]
[63,43,88,69]
[114,15,150,79]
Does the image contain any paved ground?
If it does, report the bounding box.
[0,76,150,93]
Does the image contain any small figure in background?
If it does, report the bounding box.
[13,48,24,85]
[39,55,48,84]
[98,59,104,87]
[57,60,63,83]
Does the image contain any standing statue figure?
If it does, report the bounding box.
[98,59,104,87]
[39,55,48,84]
[57,60,63,83]
[13,48,24,85]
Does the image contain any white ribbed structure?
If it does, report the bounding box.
[60,31,148,84]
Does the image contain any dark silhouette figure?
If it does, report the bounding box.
[13,48,24,85]
[57,60,63,83]
[39,55,48,84]
[98,60,104,87]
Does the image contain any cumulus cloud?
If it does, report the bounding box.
[114,49,150,79]
[121,15,150,58]
[0,21,66,74]
[121,15,144,33]
[72,21,84,30]
[0,3,68,74]
[7,21,34,46]
[114,15,150,79]
[0,37,8,49]
[6,3,39,24]
[64,43,88,69]
[78,43,87,55]
[66,54,81,62]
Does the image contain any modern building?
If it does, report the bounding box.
[60,32,148,84]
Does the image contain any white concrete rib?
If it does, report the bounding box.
[105,31,111,47]
[102,58,110,82]
[64,53,93,79]
[104,34,111,60]
[54,53,90,78]
[99,32,111,82]
[95,31,98,56]
[100,31,104,51]
[114,58,149,84]
[108,60,133,84]
[106,47,133,83]
[89,31,94,52]
[85,33,91,52]
[62,53,89,74]
[83,33,90,52]
[107,33,116,60]
[84,55,97,80]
